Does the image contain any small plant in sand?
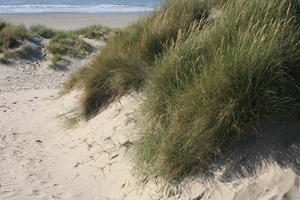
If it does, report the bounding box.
[49,53,65,70]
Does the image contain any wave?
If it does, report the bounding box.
[0,4,154,13]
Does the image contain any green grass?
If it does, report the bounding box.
[3,44,38,60]
[133,0,300,183]
[30,25,57,39]
[0,24,30,50]
[57,108,82,129]
[74,25,111,40]
[0,23,36,62]
[72,0,210,117]
[29,25,110,59]
[48,32,92,58]
[49,53,64,70]
[0,56,8,64]
[0,23,110,64]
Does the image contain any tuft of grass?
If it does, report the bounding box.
[57,108,82,129]
[16,44,38,59]
[64,112,81,129]
[48,32,92,58]
[0,56,8,64]
[3,44,38,60]
[75,0,210,117]
[30,25,57,39]
[0,21,8,31]
[49,53,65,70]
[75,25,111,40]
[133,0,300,183]
[0,24,30,49]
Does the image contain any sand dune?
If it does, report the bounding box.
[1,13,300,200]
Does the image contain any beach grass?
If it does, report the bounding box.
[0,23,30,50]
[48,32,92,58]
[0,23,110,63]
[72,0,210,117]
[49,53,64,70]
[30,24,57,39]
[74,25,112,40]
[132,0,300,183]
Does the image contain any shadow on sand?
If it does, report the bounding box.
[216,117,300,182]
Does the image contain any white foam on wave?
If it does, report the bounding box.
[0,4,154,13]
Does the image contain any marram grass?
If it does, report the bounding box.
[64,0,300,184]
[77,0,210,117]
[133,0,300,183]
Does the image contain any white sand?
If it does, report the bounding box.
[1,13,300,200]
[2,88,300,199]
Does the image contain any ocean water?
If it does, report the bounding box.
[0,0,161,13]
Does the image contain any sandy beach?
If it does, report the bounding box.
[0,12,144,29]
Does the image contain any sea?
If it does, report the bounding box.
[0,0,161,13]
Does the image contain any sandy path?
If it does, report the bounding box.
[0,89,67,199]
[0,38,112,199]
[0,88,140,200]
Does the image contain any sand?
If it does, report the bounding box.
[0,12,145,29]
[1,12,300,200]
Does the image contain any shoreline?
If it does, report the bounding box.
[0,12,147,29]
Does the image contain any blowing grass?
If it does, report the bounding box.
[75,0,210,117]
[133,0,300,183]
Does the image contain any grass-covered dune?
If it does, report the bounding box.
[134,0,300,183]
[69,0,300,184]
[0,23,110,65]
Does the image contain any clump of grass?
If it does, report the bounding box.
[0,56,8,64]
[0,24,30,49]
[48,32,92,58]
[75,0,210,117]
[64,111,81,129]
[3,44,38,60]
[49,53,64,69]
[75,25,111,40]
[0,22,8,31]
[133,0,300,183]
[57,108,82,129]
[30,24,57,39]
[16,44,39,59]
